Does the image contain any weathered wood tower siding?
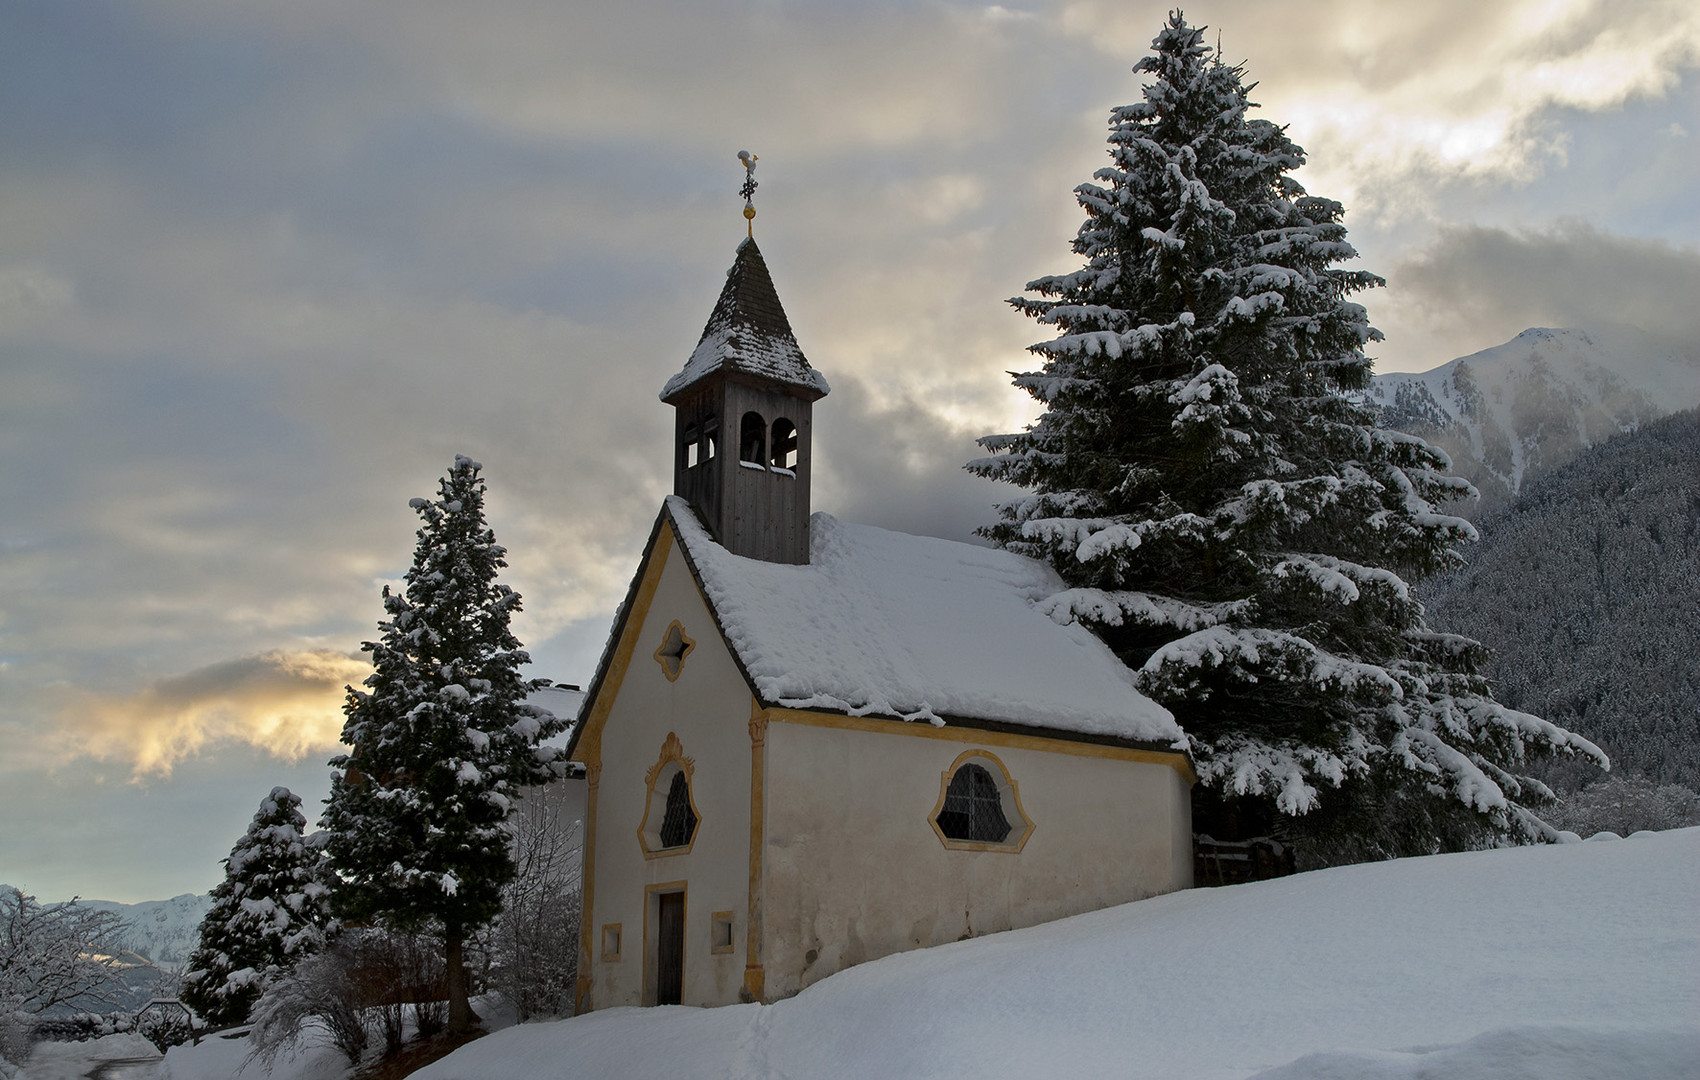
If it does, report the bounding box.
[675,378,814,565]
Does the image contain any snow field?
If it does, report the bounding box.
[408,828,1699,1080]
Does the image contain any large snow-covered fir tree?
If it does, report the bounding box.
[181,787,332,1028]
[323,455,562,1033]
[969,13,1604,862]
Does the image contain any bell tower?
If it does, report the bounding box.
[660,155,828,564]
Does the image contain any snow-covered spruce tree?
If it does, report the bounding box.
[968,13,1604,863]
[323,455,562,1034]
[181,787,333,1028]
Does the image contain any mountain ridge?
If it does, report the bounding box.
[1368,325,1700,514]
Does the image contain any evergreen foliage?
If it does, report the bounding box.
[968,12,1603,860]
[322,455,562,1033]
[181,787,332,1028]
[1421,407,1700,790]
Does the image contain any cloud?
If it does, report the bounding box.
[1381,221,1700,365]
[2,0,1696,900]
[1057,0,1700,216]
[55,650,370,776]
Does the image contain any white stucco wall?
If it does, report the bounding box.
[583,534,755,1009]
[761,717,1192,1001]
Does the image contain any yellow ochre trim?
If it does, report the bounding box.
[744,700,768,1003]
[574,525,677,767]
[652,619,696,682]
[572,522,676,1014]
[763,707,1198,785]
[574,761,602,1014]
[928,748,1036,853]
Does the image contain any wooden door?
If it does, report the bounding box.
[656,891,685,1005]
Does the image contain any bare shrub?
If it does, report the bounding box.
[490,785,583,1021]
[413,997,447,1039]
[353,929,444,1057]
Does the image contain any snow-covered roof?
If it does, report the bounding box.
[660,238,830,403]
[666,496,1182,745]
[527,684,585,754]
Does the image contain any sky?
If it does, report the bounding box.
[3,0,1698,903]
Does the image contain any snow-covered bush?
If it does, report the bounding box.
[1547,775,1700,837]
[135,1006,193,1053]
[247,939,368,1067]
[0,1001,30,1072]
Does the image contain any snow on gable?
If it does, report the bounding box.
[666,496,1183,745]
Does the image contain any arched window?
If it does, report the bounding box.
[770,418,798,470]
[659,772,698,848]
[639,732,701,857]
[936,765,1011,843]
[930,751,1034,851]
[739,411,766,465]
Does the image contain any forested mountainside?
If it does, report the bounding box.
[1420,407,1700,790]
[1368,326,1700,516]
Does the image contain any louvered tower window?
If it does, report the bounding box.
[935,764,1011,844]
[659,771,698,848]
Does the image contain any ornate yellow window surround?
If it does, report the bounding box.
[652,619,695,681]
[638,731,703,859]
[929,748,1036,853]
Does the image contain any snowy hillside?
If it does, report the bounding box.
[84,892,210,968]
[1367,326,1700,514]
[0,887,206,969]
[388,829,1700,1080]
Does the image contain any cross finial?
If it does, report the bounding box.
[737,150,758,237]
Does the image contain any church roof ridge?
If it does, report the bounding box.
[660,238,830,403]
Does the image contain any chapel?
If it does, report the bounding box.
[565,216,1195,1012]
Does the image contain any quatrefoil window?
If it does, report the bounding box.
[652,620,695,682]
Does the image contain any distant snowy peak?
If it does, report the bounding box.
[1368,326,1700,513]
[84,891,211,967]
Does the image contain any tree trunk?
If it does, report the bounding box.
[445,923,478,1035]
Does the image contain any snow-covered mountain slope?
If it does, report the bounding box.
[83,892,210,968]
[1367,326,1700,514]
[400,829,1700,1080]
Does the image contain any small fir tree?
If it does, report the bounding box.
[323,455,561,1034]
[181,787,332,1027]
[969,12,1604,862]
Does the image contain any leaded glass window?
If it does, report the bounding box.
[659,770,697,848]
[935,763,1011,844]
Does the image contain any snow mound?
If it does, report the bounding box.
[1246,1025,1700,1080]
[668,496,1181,743]
[413,827,1700,1080]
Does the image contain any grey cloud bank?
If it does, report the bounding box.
[1,0,1696,901]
